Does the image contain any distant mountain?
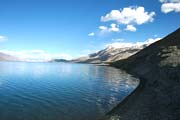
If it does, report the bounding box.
[50,59,69,63]
[102,28,180,120]
[72,39,159,64]
[0,52,19,61]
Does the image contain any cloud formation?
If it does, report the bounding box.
[0,36,7,42]
[88,32,95,36]
[125,25,137,32]
[99,24,120,34]
[160,0,180,3]
[160,0,180,13]
[0,49,73,62]
[101,6,155,25]
[109,24,120,32]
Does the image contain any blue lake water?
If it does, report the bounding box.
[0,62,138,120]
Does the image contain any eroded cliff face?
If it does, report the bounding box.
[102,28,180,120]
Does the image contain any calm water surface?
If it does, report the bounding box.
[0,62,138,120]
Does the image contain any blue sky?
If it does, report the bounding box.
[0,0,179,61]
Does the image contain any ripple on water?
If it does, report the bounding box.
[0,62,139,120]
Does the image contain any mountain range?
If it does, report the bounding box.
[72,39,160,64]
[0,38,160,63]
[0,52,19,61]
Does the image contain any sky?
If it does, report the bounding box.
[0,0,180,61]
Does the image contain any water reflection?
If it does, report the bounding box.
[0,62,139,120]
[65,64,139,117]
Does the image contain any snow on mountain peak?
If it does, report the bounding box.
[106,37,161,49]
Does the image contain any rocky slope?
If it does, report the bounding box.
[72,45,145,64]
[0,52,19,61]
[102,28,180,120]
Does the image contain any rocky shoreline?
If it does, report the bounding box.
[100,28,180,120]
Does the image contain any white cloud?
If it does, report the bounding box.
[106,37,162,49]
[125,25,137,32]
[99,26,108,30]
[161,3,180,13]
[109,23,120,32]
[101,6,155,25]
[99,26,108,34]
[0,36,7,42]
[88,32,95,36]
[0,49,73,62]
[160,0,180,3]
[160,0,180,13]
[99,24,120,34]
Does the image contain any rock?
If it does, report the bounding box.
[102,28,180,120]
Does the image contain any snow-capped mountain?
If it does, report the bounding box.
[72,38,161,64]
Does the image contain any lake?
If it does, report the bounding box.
[0,62,138,120]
